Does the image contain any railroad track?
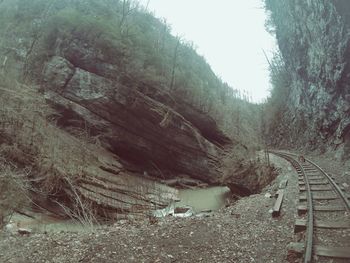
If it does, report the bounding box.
[270,151,350,263]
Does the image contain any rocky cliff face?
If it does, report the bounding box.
[265,0,350,161]
[42,55,225,183]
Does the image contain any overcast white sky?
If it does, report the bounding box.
[139,0,277,102]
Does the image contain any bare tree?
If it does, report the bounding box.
[23,1,54,80]
[120,0,139,35]
[155,19,169,53]
[169,37,181,90]
[145,0,151,10]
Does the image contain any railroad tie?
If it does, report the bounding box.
[297,204,345,215]
[299,176,324,180]
[314,246,350,259]
[298,181,329,186]
[294,218,350,233]
[288,243,350,259]
[299,194,344,201]
[299,186,334,191]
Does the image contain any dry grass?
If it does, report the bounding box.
[0,162,30,228]
[0,74,175,226]
[0,74,101,227]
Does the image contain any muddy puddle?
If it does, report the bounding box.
[176,186,231,213]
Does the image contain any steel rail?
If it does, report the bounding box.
[269,151,314,263]
[278,151,350,212]
[304,159,350,212]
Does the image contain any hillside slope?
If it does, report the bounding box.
[0,0,269,220]
[0,0,261,145]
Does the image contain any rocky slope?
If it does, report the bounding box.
[42,55,225,183]
[265,0,350,161]
[0,82,180,219]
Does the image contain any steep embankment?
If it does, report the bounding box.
[264,0,350,161]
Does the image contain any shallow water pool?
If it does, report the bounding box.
[176,186,231,213]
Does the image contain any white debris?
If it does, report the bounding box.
[17,228,32,235]
[264,193,272,198]
[5,222,18,233]
[152,203,194,218]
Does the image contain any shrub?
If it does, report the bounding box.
[0,163,29,229]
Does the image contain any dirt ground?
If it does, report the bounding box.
[0,153,347,263]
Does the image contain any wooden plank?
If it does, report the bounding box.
[272,189,284,217]
[295,219,350,232]
[314,245,350,258]
[279,179,288,189]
